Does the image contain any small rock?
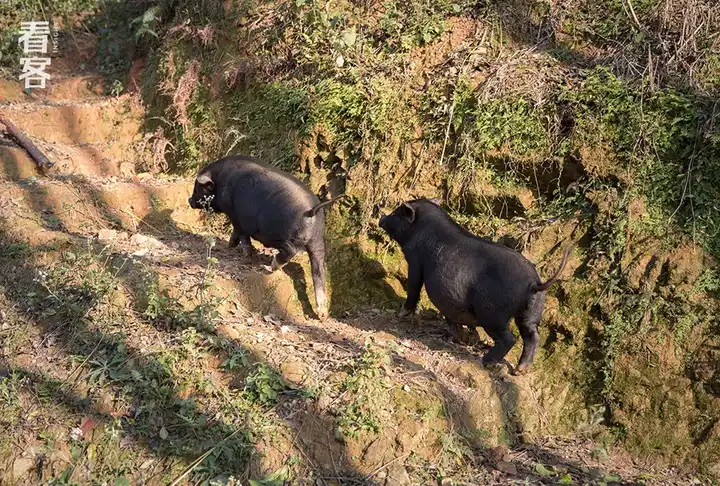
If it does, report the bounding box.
[363,436,393,465]
[365,260,388,279]
[315,393,331,411]
[385,465,411,485]
[440,479,453,486]
[327,372,347,384]
[218,324,240,340]
[119,162,136,177]
[97,228,118,242]
[130,233,163,249]
[69,427,83,441]
[131,248,149,257]
[280,359,306,384]
[496,461,517,475]
[487,445,509,463]
[12,456,35,479]
[129,233,148,244]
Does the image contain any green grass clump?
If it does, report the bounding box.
[375,0,476,51]
[336,342,392,438]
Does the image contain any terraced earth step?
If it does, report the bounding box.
[1,86,145,179]
[0,137,140,179]
[0,175,195,236]
[0,98,143,147]
[0,75,108,104]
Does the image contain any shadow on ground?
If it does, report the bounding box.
[0,168,640,484]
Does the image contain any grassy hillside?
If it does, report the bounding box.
[133,0,720,473]
[1,0,720,483]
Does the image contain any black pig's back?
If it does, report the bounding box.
[209,156,322,248]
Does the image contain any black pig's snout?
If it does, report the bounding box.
[379,214,388,228]
[188,197,197,209]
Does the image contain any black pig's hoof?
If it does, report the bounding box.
[512,364,531,376]
[482,355,504,369]
[483,360,501,369]
[397,308,415,318]
[240,246,256,258]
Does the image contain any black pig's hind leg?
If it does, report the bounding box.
[480,318,516,367]
[306,241,328,320]
[513,291,546,375]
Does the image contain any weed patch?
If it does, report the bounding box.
[335,342,392,438]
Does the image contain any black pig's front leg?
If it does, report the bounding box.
[398,260,423,318]
[229,226,255,257]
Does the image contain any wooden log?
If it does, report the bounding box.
[0,113,55,169]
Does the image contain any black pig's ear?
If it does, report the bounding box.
[401,202,416,223]
[196,173,215,191]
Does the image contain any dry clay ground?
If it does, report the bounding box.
[0,52,709,486]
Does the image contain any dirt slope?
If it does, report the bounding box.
[0,46,710,486]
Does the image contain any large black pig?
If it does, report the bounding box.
[379,198,571,374]
[188,155,345,320]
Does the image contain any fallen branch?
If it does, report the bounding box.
[624,0,643,32]
[0,113,55,170]
[362,452,412,484]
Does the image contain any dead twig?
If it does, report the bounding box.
[362,452,411,484]
[0,114,55,170]
[168,426,243,486]
[624,0,644,32]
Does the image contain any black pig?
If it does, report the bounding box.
[379,198,571,374]
[188,155,345,320]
